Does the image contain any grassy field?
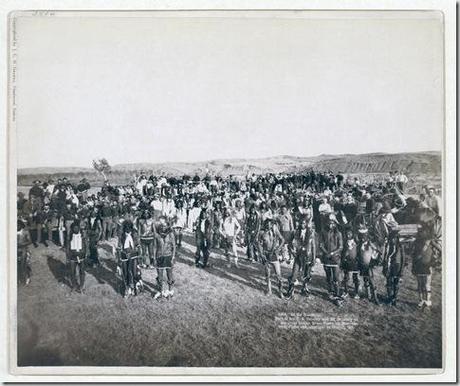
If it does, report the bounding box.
[17,231,442,369]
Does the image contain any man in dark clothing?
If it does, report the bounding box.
[245,204,261,262]
[258,219,285,298]
[195,209,213,268]
[76,178,91,202]
[319,216,343,303]
[86,209,102,267]
[41,204,57,246]
[285,219,316,299]
[17,192,28,216]
[336,173,344,189]
[100,199,113,241]
[29,180,45,209]
[30,203,47,247]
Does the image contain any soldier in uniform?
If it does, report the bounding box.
[257,218,285,298]
[153,216,176,299]
[285,219,316,299]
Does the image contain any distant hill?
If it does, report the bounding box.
[17,151,441,186]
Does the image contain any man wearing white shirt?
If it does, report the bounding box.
[162,195,176,221]
[395,171,409,193]
[45,179,55,198]
[425,186,441,217]
[318,197,332,215]
[150,194,163,219]
[220,208,241,268]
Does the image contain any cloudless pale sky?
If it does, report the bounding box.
[14,11,443,168]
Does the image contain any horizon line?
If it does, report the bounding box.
[17,149,442,171]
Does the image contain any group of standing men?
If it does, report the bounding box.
[17,170,441,308]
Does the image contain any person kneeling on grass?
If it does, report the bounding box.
[66,221,88,293]
[153,216,176,299]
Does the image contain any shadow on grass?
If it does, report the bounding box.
[177,245,267,293]
[87,254,159,297]
[86,257,121,293]
[178,233,331,297]
[46,255,72,289]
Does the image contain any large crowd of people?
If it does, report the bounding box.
[17,170,441,308]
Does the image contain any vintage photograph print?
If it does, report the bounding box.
[11,10,444,370]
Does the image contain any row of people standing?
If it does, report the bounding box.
[18,171,441,308]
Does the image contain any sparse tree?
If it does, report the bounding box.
[92,158,111,181]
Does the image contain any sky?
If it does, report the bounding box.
[14,11,444,168]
